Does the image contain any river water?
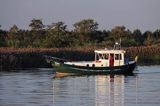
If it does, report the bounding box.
[0,66,160,106]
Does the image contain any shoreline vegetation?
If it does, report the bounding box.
[0,46,160,71]
[1,18,160,70]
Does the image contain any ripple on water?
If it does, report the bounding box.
[0,66,160,106]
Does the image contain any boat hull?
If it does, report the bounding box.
[51,61,137,75]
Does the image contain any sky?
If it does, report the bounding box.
[0,0,160,32]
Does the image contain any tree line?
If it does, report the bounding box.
[0,18,160,48]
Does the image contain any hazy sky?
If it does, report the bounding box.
[0,0,160,31]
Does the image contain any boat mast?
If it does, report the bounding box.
[114,42,121,50]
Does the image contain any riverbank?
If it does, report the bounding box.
[0,46,160,70]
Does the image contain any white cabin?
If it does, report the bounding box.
[65,48,126,67]
[94,49,126,67]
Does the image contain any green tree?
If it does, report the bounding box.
[28,19,46,47]
[7,25,20,47]
[143,31,154,46]
[132,29,143,45]
[47,22,67,33]
[110,26,126,41]
[107,26,136,47]
[17,29,29,47]
[29,18,44,30]
[0,26,7,47]
[73,19,98,33]
[121,29,137,47]
[153,29,160,39]
[153,29,160,45]
[43,21,71,47]
[73,19,99,45]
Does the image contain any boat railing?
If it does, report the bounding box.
[44,55,67,63]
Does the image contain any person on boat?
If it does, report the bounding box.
[109,54,114,67]
[125,57,129,65]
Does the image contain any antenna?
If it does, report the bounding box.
[119,38,121,49]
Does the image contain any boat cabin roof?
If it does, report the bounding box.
[94,49,126,54]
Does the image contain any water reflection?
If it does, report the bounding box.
[52,75,137,106]
[95,75,124,106]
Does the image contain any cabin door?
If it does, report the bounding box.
[109,54,114,67]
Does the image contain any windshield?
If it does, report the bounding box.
[95,53,109,60]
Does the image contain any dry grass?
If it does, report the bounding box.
[0,46,159,70]
[125,45,160,57]
[0,46,159,56]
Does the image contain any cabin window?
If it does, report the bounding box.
[86,64,89,67]
[115,54,122,60]
[104,54,109,59]
[92,64,95,67]
[96,53,102,60]
[99,54,103,59]
[96,53,109,60]
[95,53,99,60]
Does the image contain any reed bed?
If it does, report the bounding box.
[125,46,160,56]
[0,46,160,70]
